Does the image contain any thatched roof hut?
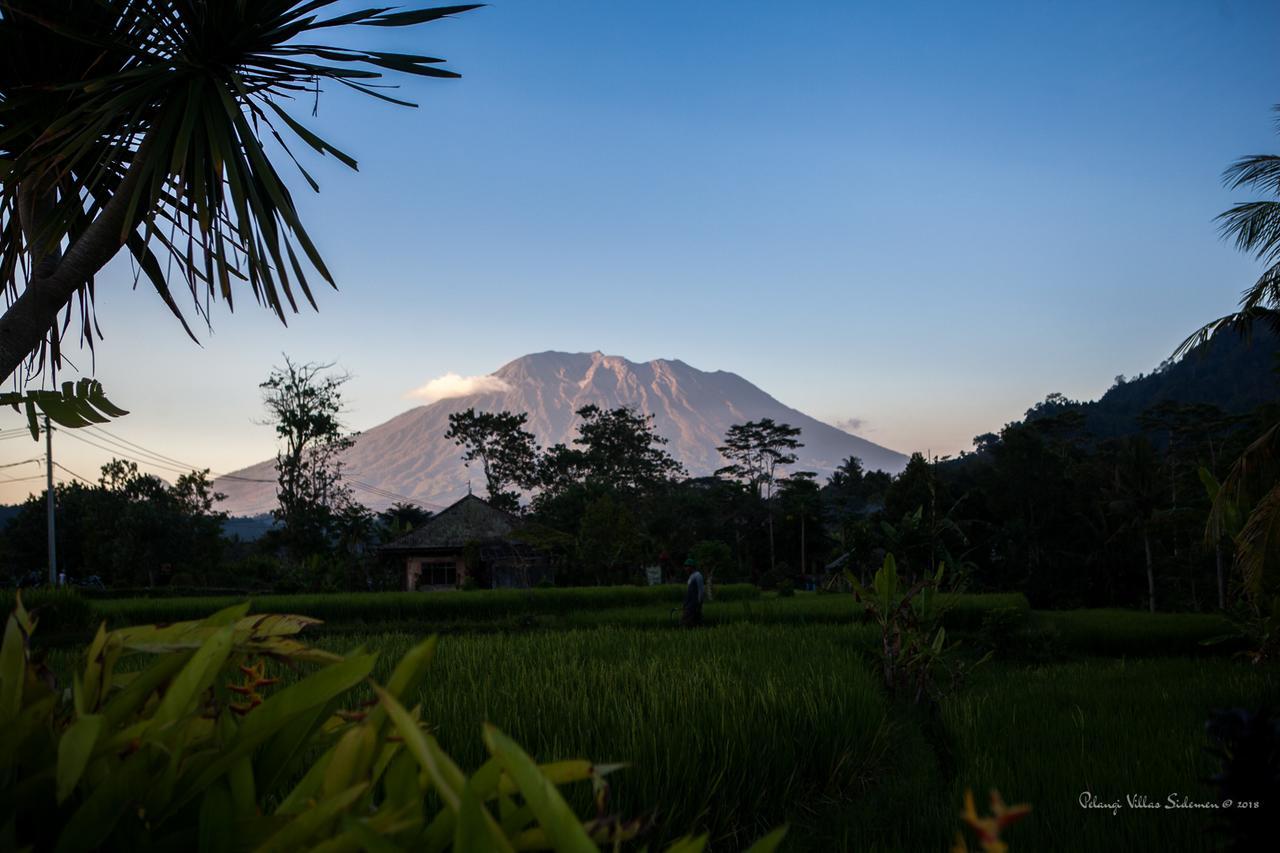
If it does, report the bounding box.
[380,494,552,590]
[381,494,519,553]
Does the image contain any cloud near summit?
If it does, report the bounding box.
[834,417,866,433]
[406,372,512,403]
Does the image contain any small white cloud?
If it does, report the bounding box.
[834,417,866,434]
[407,373,512,403]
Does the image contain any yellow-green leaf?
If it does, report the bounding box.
[454,779,496,853]
[743,826,788,853]
[664,835,709,853]
[57,714,103,803]
[482,724,596,853]
[150,625,234,731]
[255,783,369,853]
[0,613,25,722]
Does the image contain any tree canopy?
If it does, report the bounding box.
[261,357,356,555]
[445,408,539,512]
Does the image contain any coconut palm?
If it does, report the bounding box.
[1181,106,1280,353]
[1186,105,1280,618]
[0,1,478,386]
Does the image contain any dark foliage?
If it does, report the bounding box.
[1205,707,1280,851]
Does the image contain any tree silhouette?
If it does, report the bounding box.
[538,405,684,499]
[260,357,356,556]
[778,471,820,577]
[717,418,803,572]
[446,409,540,512]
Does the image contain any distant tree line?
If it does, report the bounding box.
[0,359,435,593]
[440,374,1275,612]
[1,350,1274,612]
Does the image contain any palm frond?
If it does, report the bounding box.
[1217,198,1280,264]
[1220,421,1280,500]
[0,1,481,382]
[1188,108,1280,363]
[1173,305,1280,360]
[1222,153,1280,196]
[1235,480,1280,599]
[0,377,127,438]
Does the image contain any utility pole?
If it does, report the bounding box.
[45,416,56,586]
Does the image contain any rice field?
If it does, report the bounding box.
[18,585,1035,641]
[31,589,1273,850]
[296,627,1274,850]
[353,626,893,848]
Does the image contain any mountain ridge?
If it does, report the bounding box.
[213,351,907,515]
[1020,326,1279,437]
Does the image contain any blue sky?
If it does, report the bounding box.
[3,0,1279,502]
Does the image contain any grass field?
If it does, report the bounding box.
[29,587,1240,664]
[330,629,1275,851]
[28,587,1272,850]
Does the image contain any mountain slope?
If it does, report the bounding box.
[215,351,907,514]
[1022,326,1280,436]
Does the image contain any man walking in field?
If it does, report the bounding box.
[682,557,705,627]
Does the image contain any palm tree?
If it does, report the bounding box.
[1182,106,1280,608]
[778,470,820,576]
[0,1,478,385]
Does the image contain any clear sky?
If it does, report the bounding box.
[2,0,1279,504]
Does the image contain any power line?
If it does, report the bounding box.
[57,429,196,476]
[85,425,278,483]
[0,473,44,484]
[52,461,95,485]
[86,424,205,471]
[89,424,441,506]
[81,425,221,475]
[53,424,443,509]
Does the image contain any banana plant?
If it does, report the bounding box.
[0,595,787,852]
[847,554,971,703]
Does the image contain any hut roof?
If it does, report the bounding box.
[381,494,520,552]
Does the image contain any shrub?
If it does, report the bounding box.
[977,606,1028,654]
[689,540,733,581]
[228,552,287,589]
[777,579,796,598]
[934,593,1030,631]
[1035,609,1239,657]
[0,595,785,852]
[758,570,782,591]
